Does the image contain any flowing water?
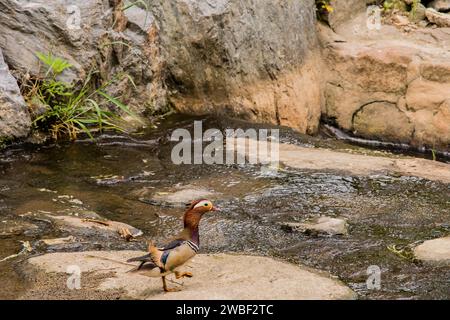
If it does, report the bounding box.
[0,115,449,299]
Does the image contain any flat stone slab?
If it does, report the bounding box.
[414,236,450,266]
[236,138,450,183]
[26,251,355,300]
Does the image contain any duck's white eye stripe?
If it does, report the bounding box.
[194,201,210,208]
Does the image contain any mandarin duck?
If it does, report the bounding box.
[127,199,218,292]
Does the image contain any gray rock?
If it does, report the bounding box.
[428,0,450,12]
[0,48,31,139]
[328,0,367,29]
[148,0,323,133]
[414,236,450,266]
[282,217,349,236]
[26,251,356,299]
[0,0,113,83]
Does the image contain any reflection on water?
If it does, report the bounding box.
[0,114,449,299]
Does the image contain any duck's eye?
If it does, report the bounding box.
[204,203,208,206]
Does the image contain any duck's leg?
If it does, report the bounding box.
[162,276,181,292]
[175,271,193,279]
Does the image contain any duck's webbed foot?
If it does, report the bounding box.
[162,276,181,292]
[175,271,193,279]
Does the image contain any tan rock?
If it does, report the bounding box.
[26,251,356,300]
[405,78,450,111]
[392,14,410,26]
[420,62,450,83]
[321,11,450,151]
[428,0,450,12]
[409,102,450,147]
[325,84,399,131]
[426,8,450,27]
[173,59,323,134]
[41,236,77,246]
[353,102,414,143]
[414,236,450,265]
[325,44,413,94]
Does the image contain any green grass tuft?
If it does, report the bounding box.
[25,52,139,141]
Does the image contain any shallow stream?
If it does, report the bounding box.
[0,115,449,299]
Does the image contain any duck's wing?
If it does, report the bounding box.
[158,238,186,251]
[127,241,166,270]
[127,253,159,270]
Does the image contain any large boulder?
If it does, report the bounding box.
[0,48,31,139]
[321,12,450,151]
[148,0,323,134]
[0,0,156,115]
[0,0,112,83]
[0,0,323,134]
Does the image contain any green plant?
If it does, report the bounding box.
[316,0,333,13]
[27,52,139,140]
[36,52,73,76]
[431,148,437,161]
[315,0,334,22]
[383,0,407,12]
[0,137,7,150]
[410,0,420,19]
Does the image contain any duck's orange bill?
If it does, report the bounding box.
[211,206,220,211]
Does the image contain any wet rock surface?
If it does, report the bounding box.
[25,251,356,300]
[237,137,450,183]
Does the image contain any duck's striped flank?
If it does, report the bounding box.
[186,240,199,252]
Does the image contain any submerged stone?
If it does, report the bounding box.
[139,186,218,207]
[48,215,143,240]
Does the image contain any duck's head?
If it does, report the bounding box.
[183,199,219,230]
[186,199,219,214]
